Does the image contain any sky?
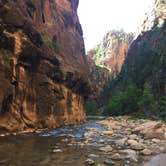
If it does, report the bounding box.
[78,0,152,51]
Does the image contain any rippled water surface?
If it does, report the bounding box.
[0,119,107,166]
[0,118,165,166]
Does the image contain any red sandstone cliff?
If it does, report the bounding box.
[88,30,134,78]
[0,0,89,133]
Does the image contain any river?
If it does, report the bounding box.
[0,117,165,166]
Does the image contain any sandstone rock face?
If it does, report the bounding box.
[86,30,134,105]
[140,0,166,33]
[87,57,110,100]
[88,30,134,78]
[0,0,89,133]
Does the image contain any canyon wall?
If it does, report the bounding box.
[119,0,166,95]
[0,0,89,133]
[86,30,133,103]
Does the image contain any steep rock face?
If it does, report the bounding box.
[119,0,166,95]
[87,56,110,101]
[88,30,134,78]
[0,0,89,133]
[141,0,166,32]
[86,30,134,107]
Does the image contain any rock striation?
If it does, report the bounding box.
[0,0,89,133]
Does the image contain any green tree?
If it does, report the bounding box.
[85,100,98,115]
[138,83,154,115]
[159,96,166,113]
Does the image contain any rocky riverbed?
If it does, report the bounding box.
[0,116,166,166]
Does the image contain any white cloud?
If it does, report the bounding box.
[78,0,152,51]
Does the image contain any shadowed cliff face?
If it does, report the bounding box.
[0,0,89,133]
[119,0,166,95]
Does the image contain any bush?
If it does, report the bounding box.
[104,84,140,115]
[85,100,98,115]
[0,48,13,60]
[159,96,166,113]
[137,83,155,115]
[43,35,60,53]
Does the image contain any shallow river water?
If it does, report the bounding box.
[0,118,165,166]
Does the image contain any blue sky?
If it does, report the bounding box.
[78,0,152,51]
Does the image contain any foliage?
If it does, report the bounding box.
[43,35,60,53]
[138,83,154,110]
[102,82,161,117]
[0,48,13,60]
[103,84,141,115]
[159,96,166,113]
[91,29,134,68]
[85,100,99,115]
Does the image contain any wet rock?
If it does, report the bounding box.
[152,138,161,143]
[111,153,121,160]
[102,130,114,135]
[127,139,138,146]
[99,145,113,153]
[128,134,138,140]
[134,121,166,140]
[99,139,105,143]
[116,138,127,146]
[88,154,99,158]
[52,149,63,153]
[104,159,115,165]
[85,158,95,165]
[120,149,138,162]
[132,144,144,151]
[127,139,144,150]
[141,149,152,155]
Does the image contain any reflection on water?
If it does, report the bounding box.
[0,118,165,166]
[0,119,106,166]
[144,153,166,166]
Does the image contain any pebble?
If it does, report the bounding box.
[152,138,161,143]
[99,139,105,143]
[52,149,63,153]
[99,145,113,153]
[141,149,152,155]
[85,158,95,165]
[111,153,121,160]
[128,134,138,140]
[104,159,115,165]
[103,131,114,135]
[88,154,99,158]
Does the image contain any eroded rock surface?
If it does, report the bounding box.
[0,0,89,133]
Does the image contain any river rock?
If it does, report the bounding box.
[85,158,95,165]
[88,154,99,158]
[128,134,138,140]
[99,139,105,143]
[52,149,63,153]
[116,138,127,146]
[152,138,161,143]
[120,149,138,162]
[99,145,113,153]
[111,153,121,160]
[104,159,115,165]
[127,140,144,150]
[103,130,114,135]
[127,140,138,146]
[141,149,152,155]
[134,121,166,140]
